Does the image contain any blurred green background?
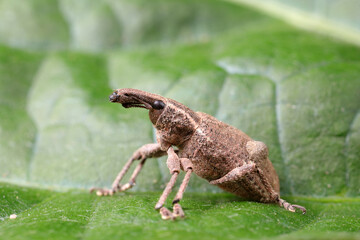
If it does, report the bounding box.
[0,0,359,239]
[236,0,360,32]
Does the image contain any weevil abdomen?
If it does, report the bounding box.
[179,112,280,202]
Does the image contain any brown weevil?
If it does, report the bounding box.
[90,88,306,220]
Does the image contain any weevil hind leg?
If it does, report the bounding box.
[249,168,307,214]
[246,140,268,162]
[210,161,307,214]
[209,162,256,185]
[278,198,306,214]
[246,142,307,214]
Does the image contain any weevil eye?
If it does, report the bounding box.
[152,100,165,110]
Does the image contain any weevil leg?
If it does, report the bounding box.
[254,164,307,214]
[156,172,179,220]
[209,161,306,214]
[155,147,181,220]
[209,162,256,185]
[278,198,306,214]
[116,158,146,192]
[90,143,166,196]
[171,158,193,218]
[246,140,268,162]
[251,166,307,214]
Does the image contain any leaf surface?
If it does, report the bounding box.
[0,0,360,238]
[1,183,359,240]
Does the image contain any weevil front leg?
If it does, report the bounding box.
[90,143,166,196]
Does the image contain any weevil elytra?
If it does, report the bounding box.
[90,88,306,219]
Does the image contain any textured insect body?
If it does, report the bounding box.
[155,100,200,148]
[182,113,280,203]
[91,88,306,220]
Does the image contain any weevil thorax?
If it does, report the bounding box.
[153,99,201,147]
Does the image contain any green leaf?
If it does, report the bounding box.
[1,183,360,240]
[0,0,360,238]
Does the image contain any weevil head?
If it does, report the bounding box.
[110,88,200,146]
[110,88,167,123]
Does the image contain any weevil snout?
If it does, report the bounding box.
[109,89,167,111]
[109,92,118,102]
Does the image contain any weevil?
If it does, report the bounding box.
[90,88,306,219]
